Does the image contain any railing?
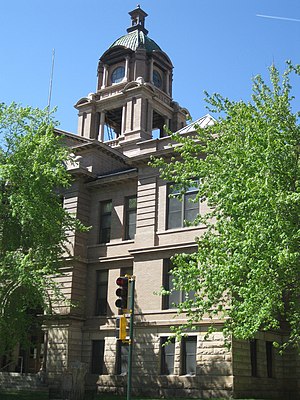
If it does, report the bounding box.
[0,356,23,373]
[105,137,120,147]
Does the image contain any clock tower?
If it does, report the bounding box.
[75,6,188,156]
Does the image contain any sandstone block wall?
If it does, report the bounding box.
[84,328,233,399]
[232,333,299,399]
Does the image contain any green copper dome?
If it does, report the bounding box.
[110,30,161,53]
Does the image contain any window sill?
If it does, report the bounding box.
[88,243,109,248]
[122,238,135,243]
[88,239,134,248]
[136,308,189,316]
[157,224,206,235]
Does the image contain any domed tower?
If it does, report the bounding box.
[75,6,188,155]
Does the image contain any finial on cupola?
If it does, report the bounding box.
[127,5,149,35]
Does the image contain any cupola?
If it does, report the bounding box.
[75,6,188,156]
[97,5,173,95]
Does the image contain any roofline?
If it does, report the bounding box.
[175,114,216,134]
[86,168,138,188]
[55,128,129,164]
[55,128,93,144]
[96,167,137,180]
[72,140,129,163]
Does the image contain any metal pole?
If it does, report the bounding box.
[19,356,23,374]
[127,276,135,400]
[47,48,55,122]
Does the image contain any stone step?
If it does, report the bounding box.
[0,372,49,391]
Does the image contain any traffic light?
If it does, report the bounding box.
[115,276,129,311]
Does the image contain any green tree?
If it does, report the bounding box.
[0,103,83,355]
[152,63,300,349]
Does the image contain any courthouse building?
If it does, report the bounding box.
[4,6,299,399]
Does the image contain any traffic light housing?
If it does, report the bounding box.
[116,315,127,341]
[115,276,129,311]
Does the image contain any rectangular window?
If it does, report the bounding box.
[95,270,108,316]
[266,341,273,378]
[91,340,105,374]
[162,260,195,309]
[124,196,137,240]
[167,182,199,230]
[250,339,258,377]
[59,195,64,207]
[160,337,175,375]
[99,200,112,243]
[116,341,129,375]
[181,337,197,375]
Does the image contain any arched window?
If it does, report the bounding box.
[111,66,125,84]
[153,70,162,88]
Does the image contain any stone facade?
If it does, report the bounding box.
[43,6,299,399]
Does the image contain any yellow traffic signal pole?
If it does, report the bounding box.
[127,276,135,400]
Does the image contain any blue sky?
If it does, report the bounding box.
[0,0,300,133]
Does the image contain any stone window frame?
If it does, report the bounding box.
[91,339,105,374]
[99,199,112,244]
[162,259,195,310]
[180,336,197,376]
[95,269,108,316]
[110,62,126,85]
[166,181,199,230]
[124,195,137,240]
[152,69,162,89]
[160,336,175,375]
[250,339,258,377]
[266,341,274,378]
